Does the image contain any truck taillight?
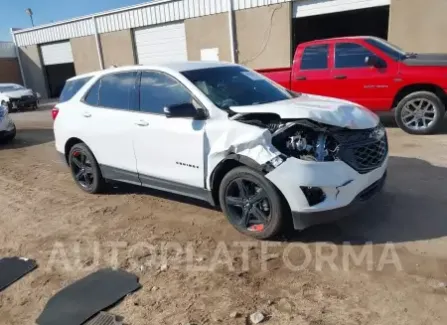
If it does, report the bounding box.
[51,106,59,120]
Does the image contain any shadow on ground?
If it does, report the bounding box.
[104,155,447,245]
[284,156,447,244]
[106,181,219,211]
[0,128,54,149]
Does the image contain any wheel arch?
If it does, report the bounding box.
[392,83,447,108]
[209,154,265,206]
[64,137,86,164]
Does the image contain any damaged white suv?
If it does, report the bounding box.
[54,62,388,239]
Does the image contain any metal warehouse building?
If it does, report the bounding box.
[11,0,446,99]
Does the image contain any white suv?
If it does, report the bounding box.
[53,62,388,239]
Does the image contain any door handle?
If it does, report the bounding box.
[83,112,91,118]
[296,76,307,80]
[135,120,149,127]
[334,75,347,80]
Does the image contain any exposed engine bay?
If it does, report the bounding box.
[232,113,341,162]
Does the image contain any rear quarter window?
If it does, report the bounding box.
[59,76,92,103]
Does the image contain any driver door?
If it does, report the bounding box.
[132,71,206,188]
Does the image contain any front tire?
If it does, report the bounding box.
[218,166,285,240]
[0,127,16,144]
[395,91,445,135]
[68,143,105,194]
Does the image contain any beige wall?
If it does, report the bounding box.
[0,58,22,84]
[235,3,291,69]
[185,12,232,62]
[388,0,447,53]
[100,30,136,67]
[18,45,48,98]
[71,36,100,74]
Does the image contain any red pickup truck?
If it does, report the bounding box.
[259,36,447,135]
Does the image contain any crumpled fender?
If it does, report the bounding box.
[205,120,281,189]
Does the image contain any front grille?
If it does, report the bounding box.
[336,125,388,174]
[9,95,36,107]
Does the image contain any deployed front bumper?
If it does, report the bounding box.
[265,156,388,230]
[7,96,38,110]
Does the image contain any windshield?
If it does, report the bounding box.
[181,66,294,109]
[365,37,407,60]
[0,84,24,93]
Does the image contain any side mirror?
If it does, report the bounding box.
[164,103,207,119]
[365,55,386,68]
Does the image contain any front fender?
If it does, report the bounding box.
[205,120,281,189]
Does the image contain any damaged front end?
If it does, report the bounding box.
[232,113,388,174]
[229,112,388,230]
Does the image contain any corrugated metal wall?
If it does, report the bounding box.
[14,0,291,46]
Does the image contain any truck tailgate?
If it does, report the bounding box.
[257,67,292,89]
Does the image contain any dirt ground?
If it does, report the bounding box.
[0,108,446,325]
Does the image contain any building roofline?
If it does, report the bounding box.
[12,0,174,35]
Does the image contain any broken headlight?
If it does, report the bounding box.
[273,124,340,162]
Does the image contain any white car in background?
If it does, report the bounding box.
[0,83,40,112]
[53,62,388,239]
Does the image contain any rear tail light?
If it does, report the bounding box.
[51,106,59,120]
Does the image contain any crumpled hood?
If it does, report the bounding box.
[230,93,379,129]
[1,88,34,99]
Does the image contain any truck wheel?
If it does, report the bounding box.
[219,166,285,240]
[395,91,445,135]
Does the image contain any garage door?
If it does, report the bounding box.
[293,0,390,17]
[134,22,187,65]
[40,41,74,65]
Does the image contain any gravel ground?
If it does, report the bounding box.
[0,109,446,325]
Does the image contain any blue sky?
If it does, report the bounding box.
[1,0,148,41]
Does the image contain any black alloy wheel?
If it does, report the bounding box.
[225,178,271,232]
[71,151,94,189]
[219,166,285,239]
[69,143,105,193]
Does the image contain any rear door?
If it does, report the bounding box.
[76,71,140,183]
[330,42,395,110]
[291,44,333,96]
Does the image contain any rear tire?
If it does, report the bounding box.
[68,143,105,194]
[218,166,285,240]
[395,91,445,135]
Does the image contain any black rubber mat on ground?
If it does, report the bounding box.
[84,312,122,325]
[0,257,37,292]
[36,268,141,325]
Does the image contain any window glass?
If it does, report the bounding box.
[300,45,329,70]
[60,77,92,102]
[97,72,138,110]
[139,71,194,114]
[84,80,100,106]
[181,66,294,110]
[364,37,406,61]
[335,43,375,68]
